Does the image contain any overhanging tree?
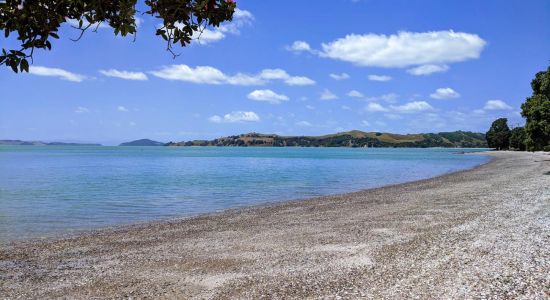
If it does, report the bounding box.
[486,118,511,150]
[0,0,236,73]
[521,65,550,151]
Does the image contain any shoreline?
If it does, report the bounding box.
[3,151,492,245]
[1,151,548,298]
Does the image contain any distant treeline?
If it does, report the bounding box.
[0,140,101,146]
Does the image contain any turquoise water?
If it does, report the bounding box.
[0,146,489,241]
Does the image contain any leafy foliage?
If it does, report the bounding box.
[0,0,236,72]
[521,65,550,151]
[486,118,511,150]
[509,127,527,151]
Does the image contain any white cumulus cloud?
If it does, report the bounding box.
[219,9,254,34]
[390,101,434,113]
[285,76,316,86]
[484,100,513,110]
[365,102,389,112]
[407,64,449,76]
[286,40,315,53]
[117,106,129,112]
[29,66,86,82]
[191,9,253,45]
[248,89,289,104]
[319,30,486,68]
[209,111,260,123]
[151,65,314,86]
[368,74,392,82]
[430,87,460,99]
[99,69,148,80]
[192,28,226,45]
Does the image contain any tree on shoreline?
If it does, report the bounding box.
[521,65,550,151]
[486,118,511,150]
[0,0,236,73]
[509,127,527,151]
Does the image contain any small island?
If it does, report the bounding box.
[119,139,166,146]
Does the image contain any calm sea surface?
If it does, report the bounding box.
[0,146,489,241]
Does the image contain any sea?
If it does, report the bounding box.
[0,146,490,241]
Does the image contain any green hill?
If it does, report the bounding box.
[166,130,487,148]
[119,139,165,146]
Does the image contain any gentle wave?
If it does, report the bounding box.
[0,146,489,241]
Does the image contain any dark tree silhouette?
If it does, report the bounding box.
[0,0,236,72]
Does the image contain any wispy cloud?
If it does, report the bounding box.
[407,64,449,76]
[365,102,389,112]
[320,89,338,100]
[368,74,392,82]
[75,106,89,113]
[347,90,364,98]
[29,66,86,82]
[390,101,434,113]
[483,99,513,110]
[329,73,350,80]
[99,69,148,81]
[208,111,260,123]
[117,106,129,112]
[296,120,312,127]
[364,93,399,103]
[150,65,314,86]
[366,100,435,113]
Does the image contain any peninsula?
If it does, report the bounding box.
[166,130,487,148]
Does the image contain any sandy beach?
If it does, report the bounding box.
[1,151,549,299]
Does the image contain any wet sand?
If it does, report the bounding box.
[1,151,549,299]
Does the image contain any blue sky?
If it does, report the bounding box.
[1,0,549,145]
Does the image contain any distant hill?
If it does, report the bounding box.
[166,130,488,148]
[119,139,165,146]
[0,140,101,146]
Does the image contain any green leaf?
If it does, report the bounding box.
[9,60,18,73]
[20,59,29,72]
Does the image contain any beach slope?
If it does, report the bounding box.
[1,151,549,299]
